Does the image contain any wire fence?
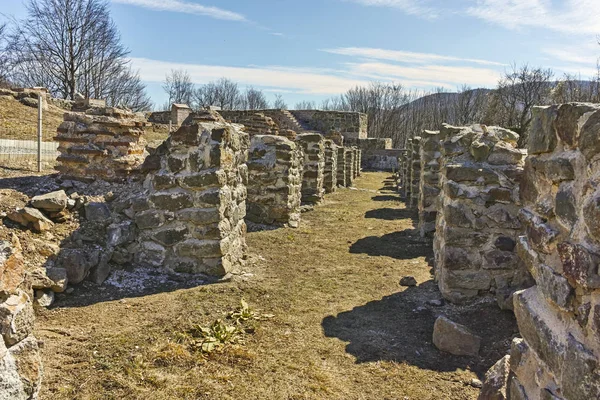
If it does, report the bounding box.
[0,95,58,173]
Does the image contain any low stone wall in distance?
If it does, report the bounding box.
[218,111,279,136]
[246,135,303,227]
[362,149,403,171]
[290,110,368,140]
[296,133,325,204]
[55,107,148,181]
[418,130,441,238]
[323,140,338,193]
[345,147,355,187]
[506,103,600,400]
[136,119,249,276]
[433,124,531,305]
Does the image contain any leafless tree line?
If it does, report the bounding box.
[1,0,151,111]
[162,71,287,111]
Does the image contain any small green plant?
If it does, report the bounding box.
[227,299,274,325]
[189,319,242,353]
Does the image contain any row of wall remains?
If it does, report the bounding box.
[418,130,441,238]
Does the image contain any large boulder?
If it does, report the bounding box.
[56,247,100,284]
[30,190,68,212]
[478,355,510,400]
[0,291,35,346]
[6,208,54,233]
[433,316,481,356]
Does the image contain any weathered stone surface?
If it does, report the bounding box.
[0,291,35,346]
[30,190,68,212]
[84,202,111,222]
[0,238,25,294]
[296,133,325,204]
[528,106,558,155]
[419,130,441,237]
[433,316,481,356]
[29,267,68,293]
[478,355,510,400]
[400,276,417,287]
[7,208,54,233]
[56,248,100,284]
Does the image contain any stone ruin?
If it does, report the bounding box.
[336,146,347,188]
[418,130,441,238]
[409,136,422,208]
[433,124,530,305]
[55,107,148,181]
[296,133,325,204]
[345,148,355,187]
[0,237,42,399]
[502,103,600,399]
[136,117,249,276]
[323,140,338,193]
[246,135,303,228]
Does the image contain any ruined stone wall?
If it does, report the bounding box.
[337,148,347,188]
[357,149,362,176]
[323,140,338,193]
[218,111,279,136]
[55,107,148,181]
[409,137,422,209]
[345,147,355,187]
[246,135,303,228]
[296,133,325,204]
[290,110,368,140]
[362,149,404,171]
[398,150,410,198]
[135,119,249,276]
[147,111,171,124]
[352,147,360,179]
[433,124,531,305]
[418,130,441,238]
[0,237,43,399]
[506,103,600,400]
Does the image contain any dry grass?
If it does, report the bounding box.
[0,96,65,141]
[34,172,516,400]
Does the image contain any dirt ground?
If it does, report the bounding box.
[28,172,517,400]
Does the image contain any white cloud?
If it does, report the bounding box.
[322,47,505,66]
[347,62,502,87]
[345,0,438,17]
[129,58,371,94]
[111,0,246,21]
[466,0,600,35]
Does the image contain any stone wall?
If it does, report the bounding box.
[409,137,422,209]
[290,110,368,140]
[136,118,249,276]
[296,133,325,204]
[55,107,148,181]
[323,140,338,193]
[218,111,279,136]
[352,147,360,179]
[433,124,531,305]
[147,111,171,125]
[345,147,355,187]
[0,237,43,399]
[362,149,404,171]
[337,148,347,188]
[418,130,442,238]
[505,103,600,399]
[246,135,303,227]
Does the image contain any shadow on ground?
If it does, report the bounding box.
[322,281,518,378]
[365,207,417,221]
[371,194,402,202]
[350,228,429,261]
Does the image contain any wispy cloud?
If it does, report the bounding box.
[346,62,501,87]
[111,0,246,21]
[466,0,600,35]
[129,58,371,94]
[345,0,438,17]
[322,47,505,66]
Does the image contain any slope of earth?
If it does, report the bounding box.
[35,172,517,400]
[0,96,64,140]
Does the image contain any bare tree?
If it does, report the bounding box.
[163,69,194,106]
[0,23,10,87]
[240,86,269,110]
[194,78,242,110]
[8,0,151,109]
[272,94,287,109]
[294,100,317,110]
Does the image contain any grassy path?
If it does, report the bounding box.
[36,172,511,399]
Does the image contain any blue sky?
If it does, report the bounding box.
[2,0,600,108]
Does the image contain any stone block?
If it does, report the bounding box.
[432,316,481,356]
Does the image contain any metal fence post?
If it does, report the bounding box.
[37,94,42,172]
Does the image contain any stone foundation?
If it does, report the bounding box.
[246,135,303,227]
[409,136,422,208]
[55,107,148,181]
[323,140,338,193]
[336,147,347,188]
[136,119,249,276]
[506,103,600,399]
[433,124,531,304]
[418,130,441,238]
[0,238,43,399]
[345,147,355,187]
[296,133,325,204]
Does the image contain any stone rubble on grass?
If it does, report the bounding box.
[432,315,481,356]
